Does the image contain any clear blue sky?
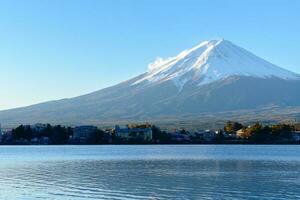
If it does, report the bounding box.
[0,0,300,110]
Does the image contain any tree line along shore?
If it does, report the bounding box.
[0,121,300,145]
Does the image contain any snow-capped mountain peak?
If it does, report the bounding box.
[133,39,300,90]
[2,39,300,126]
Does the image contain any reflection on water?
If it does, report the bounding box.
[0,145,299,199]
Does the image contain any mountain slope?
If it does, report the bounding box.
[1,39,300,127]
[133,39,299,89]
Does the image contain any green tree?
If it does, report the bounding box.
[249,124,272,143]
[12,125,33,140]
[49,125,70,144]
[224,121,244,133]
[152,125,171,143]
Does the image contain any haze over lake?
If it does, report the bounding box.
[0,145,299,200]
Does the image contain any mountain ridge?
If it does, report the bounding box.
[1,39,300,127]
[132,39,300,91]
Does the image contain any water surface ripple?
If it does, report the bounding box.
[0,145,299,199]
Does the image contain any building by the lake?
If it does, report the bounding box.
[72,125,98,144]
[115,125,152,141]
[0,124,2,143]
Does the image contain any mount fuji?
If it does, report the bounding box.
[1,39,300,127]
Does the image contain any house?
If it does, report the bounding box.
[1,130,12,143]
[30,136,50,145]
[292,131,300,142]
[195,130,216,141]
[72,126,98,143]
[236,129,246,138]
[0,124,2,143]
[169,131,191,142]
[115,125,152,141]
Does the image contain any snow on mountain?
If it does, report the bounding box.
[1,39,300,127]
[133,39,300,90]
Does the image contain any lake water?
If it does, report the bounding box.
[0,145,299,199]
